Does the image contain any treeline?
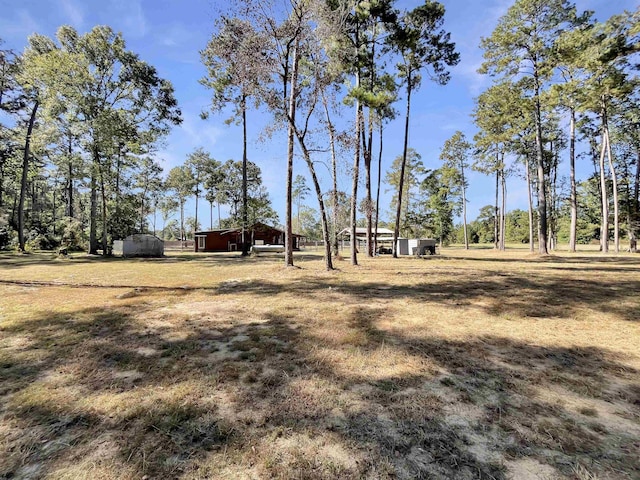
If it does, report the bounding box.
[0,27,181,254]
[296,0,639,256]
[473,1,639,254]
[1,0,638,268]
[0,27,277,253]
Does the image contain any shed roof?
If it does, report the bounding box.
[195,222,303,238]
[338,227,394,236]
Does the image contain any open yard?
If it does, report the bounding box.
[0,248,639,479]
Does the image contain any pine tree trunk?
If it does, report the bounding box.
[598,129,609,253]
[524,153,534,252]
[549,142,557,251]
[500,168,506,251]
[89,169,98,254]
[285,42,299,266]
[374,122,383,255]
[67,134,74,218]
[241,94,249,256]
[569,108,577,252]
[350,83,361,265]
[99,164,108,255]
[534,73,548,254]
[180,200,185,250]
[0,154,5,209]
[634,146,639,209]
[461,157,468,250]
[18,101,38,252]
[393,80,412,259]
[605,128,619,253]
[494,164,499,250]
[365,108,373,257]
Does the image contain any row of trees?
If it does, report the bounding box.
[0,28,277,253]
[200,0,639,270]
[0,27,181,253]
[199,0,460,270]
[2,0,637,263]
[474,0,639,254]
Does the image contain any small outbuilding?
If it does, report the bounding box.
[113,234,164,257]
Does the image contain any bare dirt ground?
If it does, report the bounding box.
[0,248,638,479]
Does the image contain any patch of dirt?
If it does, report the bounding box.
[113,370,144,382]
[505,458,559,480]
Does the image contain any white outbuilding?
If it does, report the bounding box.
[113,234,164,258]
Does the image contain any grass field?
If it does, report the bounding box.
[0,248,639,479]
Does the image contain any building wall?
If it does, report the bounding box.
[114,235,164,257]
[195,226,299,252]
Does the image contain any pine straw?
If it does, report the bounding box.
[0,248,639,479]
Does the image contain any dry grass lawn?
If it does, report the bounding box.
[0,248,639,479]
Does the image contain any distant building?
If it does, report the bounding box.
[194,222,303,252]
[338,227,395,253]
[113,234,164,257]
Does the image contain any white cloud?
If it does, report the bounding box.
[0,9,41,44]
[60,0,84,28]
[113,0,148,38]
[179,114,223,150]
[158,23,194,47]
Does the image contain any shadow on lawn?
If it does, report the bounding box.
[0,251,283,271]
[441,253,640,275]
[1,292,639,479]
[215,273,640,323]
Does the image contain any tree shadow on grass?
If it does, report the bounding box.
[311,309,640,479]
[1,291,639,479]
[444,253,640,265]
[0,251,269,271]
[215,273,640,322]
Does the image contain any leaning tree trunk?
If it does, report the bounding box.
[294,129,333,271]
[18,101,38,252]
[393,80,412,259]
[320,90,339,258]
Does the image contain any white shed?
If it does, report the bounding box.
[113,234,164,257]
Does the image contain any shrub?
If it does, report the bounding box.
[59,217,85,251]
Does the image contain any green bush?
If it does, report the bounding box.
[25,230,60,251]
[59,217,85,251]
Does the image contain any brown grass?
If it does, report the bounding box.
[0,248,639,479]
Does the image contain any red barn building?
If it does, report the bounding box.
[194,222,302,252]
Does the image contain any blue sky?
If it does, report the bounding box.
[1,0,637,228]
